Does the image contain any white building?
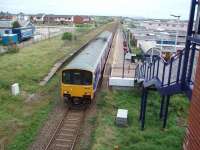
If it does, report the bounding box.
[140,20,188,31]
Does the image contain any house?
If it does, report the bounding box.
[16,12,30,22]
[0,11,16,20]
[31,14,45,23]
[43,15,73,24]
[73,16,91,24]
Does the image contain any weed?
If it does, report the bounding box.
[91,89,189,150]
[88,116,97,125]
[62,32,73,41]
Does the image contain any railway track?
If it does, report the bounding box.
[44,22,118,150]
[45,109,85,150]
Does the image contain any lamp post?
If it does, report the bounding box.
[171,14,181,52]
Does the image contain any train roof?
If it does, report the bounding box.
[64,31,112,72]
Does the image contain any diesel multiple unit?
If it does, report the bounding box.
[61,31,113,104]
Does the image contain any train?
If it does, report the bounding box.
[61,31,113,105]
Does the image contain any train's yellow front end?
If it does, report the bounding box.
[61,69,93,105]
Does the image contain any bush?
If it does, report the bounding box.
[0,80,10,89]
[12,21,21,28]
[61,32,73,41]
[75,24,92,28]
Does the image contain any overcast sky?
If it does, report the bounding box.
[1,0,191,19]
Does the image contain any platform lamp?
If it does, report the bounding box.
[170,14,181,52]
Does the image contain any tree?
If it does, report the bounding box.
[12,21,21,28]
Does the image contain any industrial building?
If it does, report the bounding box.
[129,25,186,54]
[140,20,188,31]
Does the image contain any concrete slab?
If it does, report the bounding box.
[109,77,135,87]
[116,109,128,126]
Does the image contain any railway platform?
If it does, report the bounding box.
[109,29,136,87]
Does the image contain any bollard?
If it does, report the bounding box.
[11,83,20,96]
[114,145,119,150]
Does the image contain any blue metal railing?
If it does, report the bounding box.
[135,46,198,93]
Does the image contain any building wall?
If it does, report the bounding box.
[73,16,90,24]
[73,16,84,24]
[183,52,200,150]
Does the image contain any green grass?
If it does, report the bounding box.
[91,89,189,150]
[0,22,116,149]
[131,47,141,55]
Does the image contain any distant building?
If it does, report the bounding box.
[130,27,186,53]
[16,12,30,22]
[31,14,46,23]
[73,16,91,24]
[43,15,73,24]
[0,11,15,20]
[140,20,188,31]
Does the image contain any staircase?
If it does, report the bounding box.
[135,47,198,97]
[135,0,200,130]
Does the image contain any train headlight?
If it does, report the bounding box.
[64,91,69,94]
[84,92,90,95]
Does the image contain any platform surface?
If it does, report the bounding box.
[110,29,136,79]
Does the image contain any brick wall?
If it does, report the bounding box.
[73,16,84,24]
[183,52,200,150]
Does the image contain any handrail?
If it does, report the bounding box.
[136,48,186,87]
[135,44,199,93]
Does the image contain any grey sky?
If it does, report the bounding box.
[0,0,190,19]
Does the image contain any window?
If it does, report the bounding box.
[62,70,92,85]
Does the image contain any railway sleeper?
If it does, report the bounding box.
[57,135,74,140]
[64,119,81,124]
[54,139,73,146]
[62,124,79,128]
[59,130,76,135]
[66,118,81,121]
[55,138,73,142]
[58,132,74,138]
[67,113,83,117]
[54,143,71,149]
[61,128,76,132]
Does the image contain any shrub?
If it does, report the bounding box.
[0,80,10,89]
[12,21,21,28]
[61,32,73,41]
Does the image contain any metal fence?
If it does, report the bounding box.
[18,27,74,49]
[110,63,136,78]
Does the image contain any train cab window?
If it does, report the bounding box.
[73,72,81,84]
[82,71,92,85]
[62,71,70,83]
[62,70,92,85]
